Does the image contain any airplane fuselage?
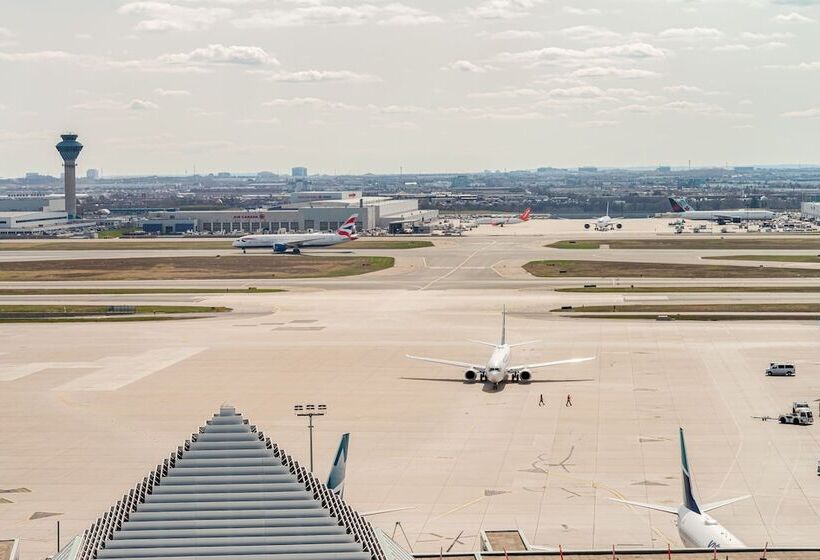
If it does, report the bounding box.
[678,506,745,549]
[233,232,350,249]
[485,345,512,384]
[671,210,775,222]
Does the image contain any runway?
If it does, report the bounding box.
[0,219,819,559]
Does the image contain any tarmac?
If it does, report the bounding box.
[0,219,818,559]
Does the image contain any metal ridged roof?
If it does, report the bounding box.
[67,405,386,560]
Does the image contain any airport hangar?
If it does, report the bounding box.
[141,192,438,235]
[0,196,70,235]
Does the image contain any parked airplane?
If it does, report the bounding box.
[668,198,775,224]
[406,308,595,390]
[611,427,749,549]
[232,214,358,254]
[584,202,622,231]
[476,208,532,226]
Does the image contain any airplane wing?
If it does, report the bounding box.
[508,357,595,372]
[609,498,677,514]
[361,506,416,517]
[701,495,750,513]
[405,355,484,371]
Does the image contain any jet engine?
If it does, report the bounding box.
[616,223,623,229]
[464,370,478,382]
[273,243,288,253]
[518,370,532,382]
[584,223,591,229]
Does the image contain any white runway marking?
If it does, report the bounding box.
[419,242,495,291]
[0,362,91,381]
[55,347,206,391]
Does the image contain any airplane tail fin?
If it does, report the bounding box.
[679,427,702,514]
[520,208,532,221]
[327,433,350,498]
[501,305,507,345]
[336,215,358,239]
[669,198,694,212]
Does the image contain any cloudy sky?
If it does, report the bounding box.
[0,0,819,176]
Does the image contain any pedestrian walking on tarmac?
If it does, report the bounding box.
[539,394,545,407]
[565,394,573,407]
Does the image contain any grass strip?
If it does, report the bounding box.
[523,260,820,278]
[548,239,820,250]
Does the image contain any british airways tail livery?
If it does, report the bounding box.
[611,428,749,549]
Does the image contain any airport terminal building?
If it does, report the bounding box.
[142,193,437,235]
[801,202,820,219]
[0,196,70,234]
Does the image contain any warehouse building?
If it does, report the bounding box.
[801,202,820,219]
[142,193,437,235]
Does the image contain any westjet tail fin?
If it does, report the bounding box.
[327,433,350,498]
[679,427,701,514]
[336,215,358,238]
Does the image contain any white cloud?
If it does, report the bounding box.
[560,25,628,43]
[159,44,278,66]
[233,3,442,28]
[262,97,360,110]
[739,31,793,41]
[658,27,724,41]
[764,61,820,70]
[773,12,815,22]
[0,50,78,62]
[442,60,491,73]
[781,107,820,117]
[118,2,232,31]
[571,66,659,79]
[263,70,379,82]
[563,7,602,15]
[154,88,191,96]
[127,98,159,110]
[468,0,544,19]
[498,42,666,67]
[490,29,541,40]
[469,88,541,99]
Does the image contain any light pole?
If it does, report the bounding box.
[294,403,326,472]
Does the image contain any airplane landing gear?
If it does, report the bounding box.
[292,247,301,255]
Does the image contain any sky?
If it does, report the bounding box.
[0,0,819,176]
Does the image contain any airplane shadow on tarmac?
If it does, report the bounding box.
[400,377,595,394]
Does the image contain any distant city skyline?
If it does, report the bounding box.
[1,0,819,176]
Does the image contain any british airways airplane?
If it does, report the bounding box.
[611,428,749,549]
[406,307,595,390]
[233,214,358,254]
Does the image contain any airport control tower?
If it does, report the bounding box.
[55,133,83,219]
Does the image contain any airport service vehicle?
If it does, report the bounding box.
[668,197,775,224]
[612,428,748,549]
[766,363,796,376]
[406,307,595,390]
[584,202,622,231]
[476,208,532,226]
[779,402,814,425]
[232,215,357,254]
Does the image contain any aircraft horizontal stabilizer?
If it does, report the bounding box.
[701,495,750,513]
[507,340,540,348]
[609,497,677,514]
[468,340,500,348]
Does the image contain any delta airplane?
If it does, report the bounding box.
[668,197,775,224]
[584,202,622,231]
[232,214,358,254]
[476,208,532,226]
[611,427,749,549]
[406,308,595,390]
